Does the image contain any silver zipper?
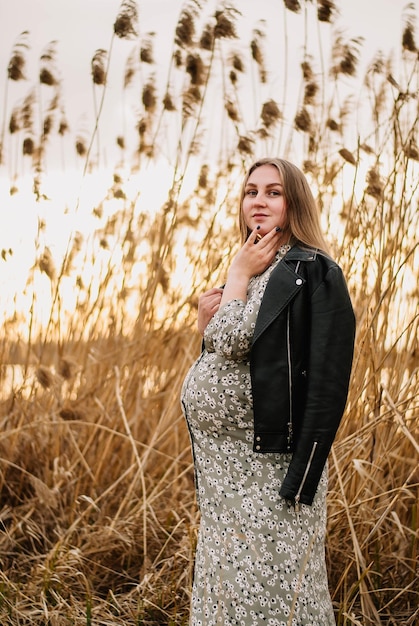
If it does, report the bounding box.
[286,307,293,449]
[286,260,301,450]
[294,440,318,513]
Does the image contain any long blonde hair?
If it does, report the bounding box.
[238,157,330,254]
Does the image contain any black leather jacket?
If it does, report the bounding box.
[251,245,355,506]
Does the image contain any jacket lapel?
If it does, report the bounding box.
[253,246,316,343]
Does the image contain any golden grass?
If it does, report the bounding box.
[0,1,418,624]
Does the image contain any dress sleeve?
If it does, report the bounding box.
[203,297,259,360]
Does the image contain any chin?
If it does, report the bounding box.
[255,226,269,235]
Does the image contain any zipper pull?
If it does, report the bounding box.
[294,495,300,514]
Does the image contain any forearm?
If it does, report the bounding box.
[220,272,250,307]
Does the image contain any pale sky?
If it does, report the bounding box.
[1,0,414,160]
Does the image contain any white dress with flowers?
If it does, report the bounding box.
[181,250,335,626]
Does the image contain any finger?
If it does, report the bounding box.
[211,298,222,311]
[203,291,223,303]
[200,294,222,312]
[263,226,282,239]
[202,287,223,297]
[199,290,222,305]
[247,226,262,245]
[199,296,219,309]
[258,226,283,249]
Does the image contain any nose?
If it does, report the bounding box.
[253,192,266,206]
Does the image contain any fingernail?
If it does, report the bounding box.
[276,226,282,232]
[257,225,261,230]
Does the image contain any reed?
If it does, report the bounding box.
[0,1,417,624]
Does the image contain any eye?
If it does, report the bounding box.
[245,189,257,196]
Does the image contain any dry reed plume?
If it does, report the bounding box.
[0,1,418,624]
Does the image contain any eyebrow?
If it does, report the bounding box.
[245,182,283,188]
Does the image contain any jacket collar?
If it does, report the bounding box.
[283,244,318,262]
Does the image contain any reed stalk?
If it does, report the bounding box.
[0,1,417,624]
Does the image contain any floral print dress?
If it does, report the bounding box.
[181,249,336,626]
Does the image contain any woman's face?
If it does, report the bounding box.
[242,164,288,237]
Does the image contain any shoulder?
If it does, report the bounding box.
[284,244,341,274]
[285,244,351,297]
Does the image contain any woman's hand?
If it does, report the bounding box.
[220,226,283,306]
[197,287,224,335]
[229,226,282,279]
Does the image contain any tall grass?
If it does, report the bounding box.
[0,1,418,624]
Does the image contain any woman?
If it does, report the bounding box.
[181,157,355,625]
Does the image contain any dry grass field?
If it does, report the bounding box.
[0,1,418,624]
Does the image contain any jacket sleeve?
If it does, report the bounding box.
[279,264,356,506]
